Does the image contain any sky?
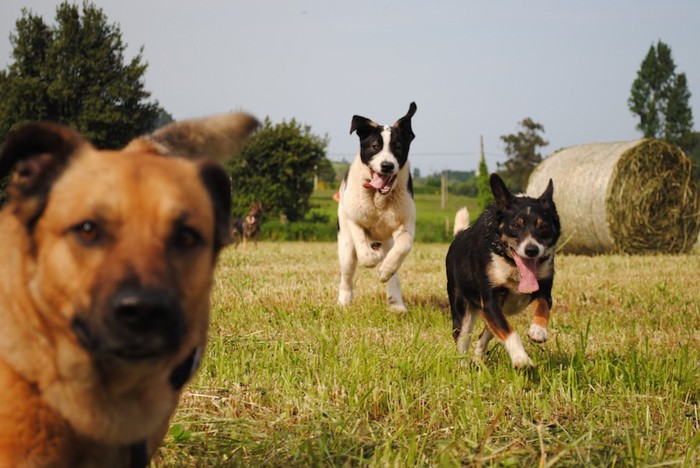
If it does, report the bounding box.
[0,1,698,176]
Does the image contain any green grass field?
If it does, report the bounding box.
[153,242,699,466]
[263,189,480,243]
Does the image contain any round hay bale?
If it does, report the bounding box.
[527,139,700,254]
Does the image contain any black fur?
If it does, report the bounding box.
[350,102,416,170]
[445,174,560,360]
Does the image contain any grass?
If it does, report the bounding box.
[153,243,700,467]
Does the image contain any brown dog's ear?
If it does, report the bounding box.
[130,113,259,162]
[490,173,514,212]
[0,122,84,224]
[198,161,232,251]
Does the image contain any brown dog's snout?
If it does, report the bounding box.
[112,289,176,333]
[72,287,186,361]
[107,288,186,359]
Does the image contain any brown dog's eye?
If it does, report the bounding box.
[71,221,101,245]
[172,226,203,251]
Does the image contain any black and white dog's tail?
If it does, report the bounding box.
[453,207,470,236]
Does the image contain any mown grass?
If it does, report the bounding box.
[154,243,699,467]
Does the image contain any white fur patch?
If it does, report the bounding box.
[367,127,400,177]
[503,333,534,368]
[473,327,493,359]
[453,207,470,235]
[455,311,478,354]
[514,235,544,258]
[527,323,548,343]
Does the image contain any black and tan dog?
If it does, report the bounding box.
[0,113,257,465]
[231,201,263,248]
[446,174,560,368]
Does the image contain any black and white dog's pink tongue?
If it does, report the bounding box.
[364,172,388,190]
[513,253,539,293]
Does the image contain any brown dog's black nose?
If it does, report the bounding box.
[112,289,175,331]
[99,287,185,359]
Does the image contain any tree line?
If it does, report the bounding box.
[0,3,697,218]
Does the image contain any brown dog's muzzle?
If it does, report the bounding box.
[71,287,186,361]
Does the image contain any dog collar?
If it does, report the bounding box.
[128,441,148,468]
[169,346,202,391]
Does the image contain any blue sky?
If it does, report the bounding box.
[1,1,698,175]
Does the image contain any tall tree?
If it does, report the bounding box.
[227,117,330,222]
[498,118,548,192]
[628,40,693,144]
[476,135,493,211]
[0,2,160,148]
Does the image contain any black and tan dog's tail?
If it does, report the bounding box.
[453,207,470,236]
[127,112,259,161]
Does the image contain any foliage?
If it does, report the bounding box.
[228,117,330,222]
[476,152,493,211]
[258,189,478,243]
[498,117,548,192]
[679,131,700,179]
[0,2,161,149]
[628,40,694,144]
[415,170,477,197]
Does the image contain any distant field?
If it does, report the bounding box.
[154,243,699,466]
[262,189,480,243]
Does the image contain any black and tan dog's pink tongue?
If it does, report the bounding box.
[363,172,387,190]
[513,253,539,293]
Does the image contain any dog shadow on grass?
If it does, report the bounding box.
[404,293,450,310]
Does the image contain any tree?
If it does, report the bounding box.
[628,40,693,144]
[0,2,161,148]
[679,131,700,180]
[498,118,548,192]
[476,136,493,211]
[228,117,329,221]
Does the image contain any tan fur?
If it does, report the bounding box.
[0,113,257,465]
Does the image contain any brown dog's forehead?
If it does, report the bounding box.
[45,149,215,231]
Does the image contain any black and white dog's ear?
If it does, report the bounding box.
[490,173,514,211]
[538,179,554,209]
[393,101,417,143]
[350,115,380,140]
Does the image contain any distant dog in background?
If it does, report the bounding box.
[337,102,417,312]
[445,174,560,367]
[231,202,263,248]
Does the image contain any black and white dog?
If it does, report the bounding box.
[446,174,560,367]
[337,102,417,312]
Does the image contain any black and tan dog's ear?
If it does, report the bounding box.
[198,161,233,251]
[490,173,514,212]
[0,122,84,224]
[538,178,554,209]
[350,115,380,140]
[392,101,417,143]
[127,113,259,162]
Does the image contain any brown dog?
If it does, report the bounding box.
[231,201,263,248]
[0,113,257,466]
